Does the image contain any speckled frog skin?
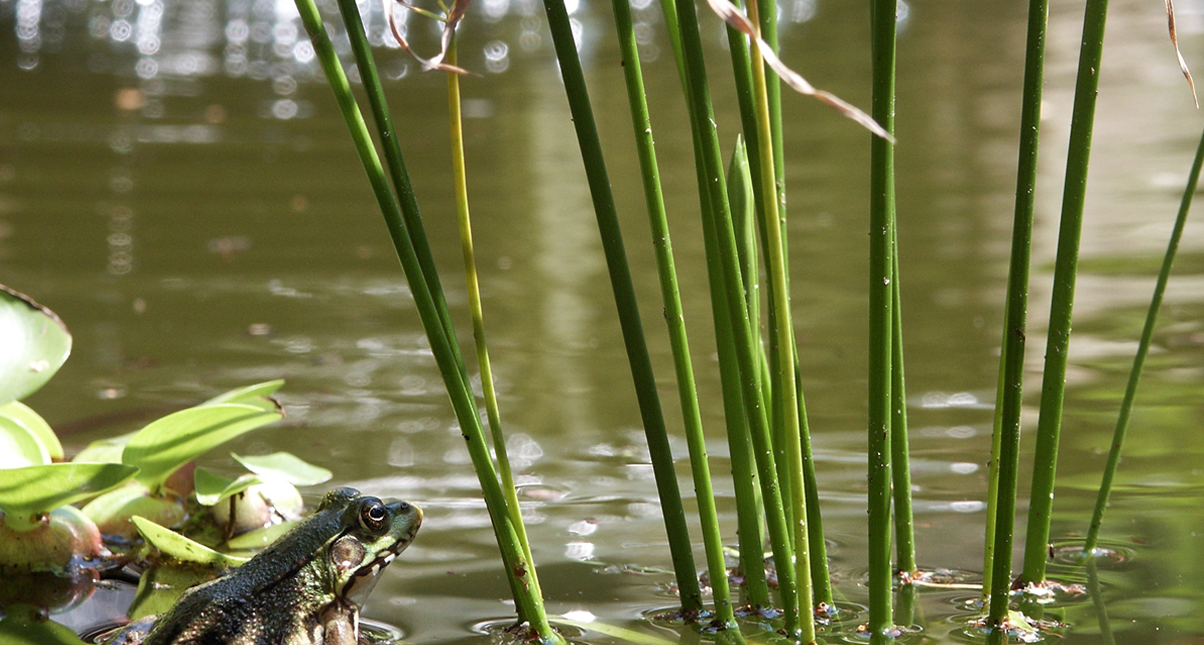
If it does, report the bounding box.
[111,488,421,645]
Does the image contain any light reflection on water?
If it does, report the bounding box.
[4,0,1204,641]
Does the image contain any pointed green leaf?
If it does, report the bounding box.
[0,401,63,462]
[123,404,283,490]
[232,452,332,486]
[72,432,134,465]
[131,516,248,567]
[202,380,286,412]
[0,415,50,469]
[0,286,72,405]
[0,463,139,530]
[193,468,261,506]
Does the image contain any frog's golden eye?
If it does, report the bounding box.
[359,499,387,532]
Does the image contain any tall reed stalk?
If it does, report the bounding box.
[607,0,735,621]
[670,0,807,631]
[299,3,558,639]
[1082,125,1204,555]
[868,0,897,639]
[1013,0,1109,604]
[539,0,704,614]
[986,0,1048,610]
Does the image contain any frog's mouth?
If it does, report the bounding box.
[341,527,420,608]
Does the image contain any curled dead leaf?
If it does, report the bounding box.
[385,0,473,75]
[703,0,895,142]
[1166,0,1198,107]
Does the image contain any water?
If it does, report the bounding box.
[3,0,1204,641]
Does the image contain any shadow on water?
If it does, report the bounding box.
[2,0,1204,641]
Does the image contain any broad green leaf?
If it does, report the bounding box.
[0,415,50,469]
[123,403,283,490]
[225,520,296,550]
[0,463,139,530]
[131,516,248,567]
[232,452,332,486]
[127,566,220,621]
[72,431,134,464]
[0,286,72,406]
[202,380,286,412]
[193,468,260,506]
[0,401,62,462]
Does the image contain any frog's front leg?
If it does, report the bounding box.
[319,601,359,645]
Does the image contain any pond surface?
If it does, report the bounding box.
[4,0,1204,641]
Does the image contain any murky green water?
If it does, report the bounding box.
[4,0,1204,640]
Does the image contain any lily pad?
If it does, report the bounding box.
[193,468,260,506]
[202,379,285,412]
[0,286,72,406]
[122,403,283,491]
[0,401,62,462]
[0,463,139,531]
[232,452,332,486]
[0,415,50,469]
[131,516,248,567]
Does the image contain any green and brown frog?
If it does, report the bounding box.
[108,487,421,645]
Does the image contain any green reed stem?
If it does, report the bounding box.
[729,138,772,608]
[990,0,1047,603]
[868,0,897,640]
[1082,125,1204,555]
[541,0,703,614]
[671,0,802,631]
[1026,0,1108,575]
[1003,0,1052,587]
[445,37,540,608]
[608,0,733,622]
[743,0,813,632]
[889,240,915,577]
[981,351,1006,598]
[298,4,556,639]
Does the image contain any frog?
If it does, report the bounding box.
[108,487,422,645]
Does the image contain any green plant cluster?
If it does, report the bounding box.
[0,286,329,578]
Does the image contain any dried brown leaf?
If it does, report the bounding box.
[385,0,472,75]
[1167,0,1198,107]
[703,0,895,142]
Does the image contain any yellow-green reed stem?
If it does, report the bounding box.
[889,241,915,578]
[1021,0,1108,595]
[297,5,557,640]
[743,0,812,631]
[445,37,540,607]
[608,0,734,622]
[868,0,897,639]
[672,0,806,635]
[1082,125,1204,556]
[541,0,703,613]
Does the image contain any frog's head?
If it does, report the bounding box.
[319,488,422,608]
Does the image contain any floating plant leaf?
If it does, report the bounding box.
[0,286,72,406]
[193,468,260,506]
[123,403,283,491]
[71,432,135,465]
[0,401,63,462]
[0,603,89,645]
[131,516,248,567]
[0,463,139,531]
[201,380,286,412]
[232,452,332,486]
[225,520,296,550]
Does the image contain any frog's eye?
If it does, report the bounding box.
[359,499,388,532]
